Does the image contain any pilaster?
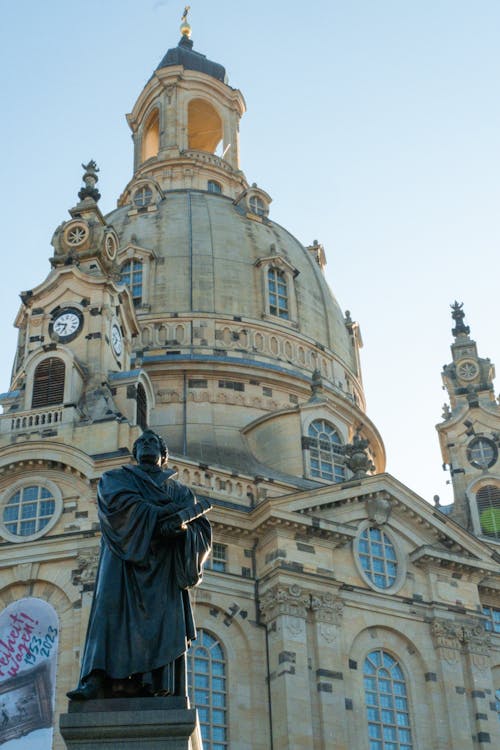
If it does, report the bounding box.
[259,583,313,750]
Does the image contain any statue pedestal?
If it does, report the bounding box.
[59,697,203,750]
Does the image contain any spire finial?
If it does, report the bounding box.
[451,301,470,338]
[78,160,101,203]
[180,5,192,38]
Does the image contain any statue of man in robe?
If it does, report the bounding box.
[67,429,212,700]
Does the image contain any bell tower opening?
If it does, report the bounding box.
[142,110,160,162]
[188,99,222,153]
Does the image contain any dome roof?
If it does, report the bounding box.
[106,190,358,379]
[156,36,227,83]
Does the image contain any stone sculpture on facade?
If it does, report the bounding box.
[67,429,212,700]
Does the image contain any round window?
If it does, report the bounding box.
[0,480,62,542]
[357,526,399,590]
[64,221,89,247]
[467,437,498,470]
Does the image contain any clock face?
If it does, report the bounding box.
[111,324,123,356]
[51,309,83,342]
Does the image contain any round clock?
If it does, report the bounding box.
[50,308,83,343]
[111,324,123,356]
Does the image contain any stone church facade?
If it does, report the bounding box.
[0,19,499,750]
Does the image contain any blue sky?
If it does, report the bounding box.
[0,1,499,503]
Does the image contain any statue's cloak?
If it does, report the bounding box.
[79,465,212,682]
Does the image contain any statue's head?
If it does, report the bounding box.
[133,429,168,467]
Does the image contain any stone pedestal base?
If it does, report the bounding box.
[59,697,203,750]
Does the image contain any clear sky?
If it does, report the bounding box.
[0,1,499,505]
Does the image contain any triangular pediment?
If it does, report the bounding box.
[265,472,500,573]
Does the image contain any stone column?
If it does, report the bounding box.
[430,619,472,748]
[310,592,348,750]
[60,696,203,750]
[259,583,313,750]
[462,624,500,748]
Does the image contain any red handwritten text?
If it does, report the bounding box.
[0,612,38,679]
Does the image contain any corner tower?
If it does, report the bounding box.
[437,302,500,541]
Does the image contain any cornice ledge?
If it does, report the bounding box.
[410,545,497,575]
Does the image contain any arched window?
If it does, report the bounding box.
[249,195,266,216]
[121,259,143,306]
[142,110,159,162]
[476,485,500,539]
[32,357,65,408]
[307,419,345,482]
[364,649,414,750]
[188,99,222,153]
[136,383,148,430]
[267,268,289,320]
[133,186,153,208]
[187,630,227,749]
[207,180,222,194]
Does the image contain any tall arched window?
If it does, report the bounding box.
[364,649,414,750]
[187,630,227,749]
[307,419,345,482]
[121,259,143,306]
[476,485,500,539]
[142,110,159,162]
[267,268,289,320]
[32,357,65,408]
[136,383,148,430]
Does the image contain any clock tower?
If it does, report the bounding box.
[1,162,152,457]
[437,302,500,539]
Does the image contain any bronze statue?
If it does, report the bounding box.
[67,430,212,700]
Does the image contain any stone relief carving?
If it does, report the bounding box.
[365,492,392,526]
[310,592,344,642]
[72,548,100,590]
[430,618,492,669]
[259,584,309,624]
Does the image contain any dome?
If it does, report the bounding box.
[107,190,360,390]
[156,36,227,84]
[105,34,385,480]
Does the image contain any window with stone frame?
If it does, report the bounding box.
[306,419,345,482]
[121,259,143,306]
[363,649,414,750]
[249,195,265,216]
[482,605,500,634]
[206,543,227,573]
[207,180,222,194]
[187,630,227,750]
[267,267,289,320]
[32,357,65,408]
[476,484,500,539]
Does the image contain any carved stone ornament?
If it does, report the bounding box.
[310,592,344,625]
[430,619,462,663]
[342,428,375,479]
[462,624,492,672]
[431,618,492,669]
[72,548,100,590]
[259,584,309,624]
[365,493,392,526]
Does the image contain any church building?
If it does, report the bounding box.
[0,15,499,750]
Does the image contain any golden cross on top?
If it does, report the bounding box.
[181,5,190,23]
